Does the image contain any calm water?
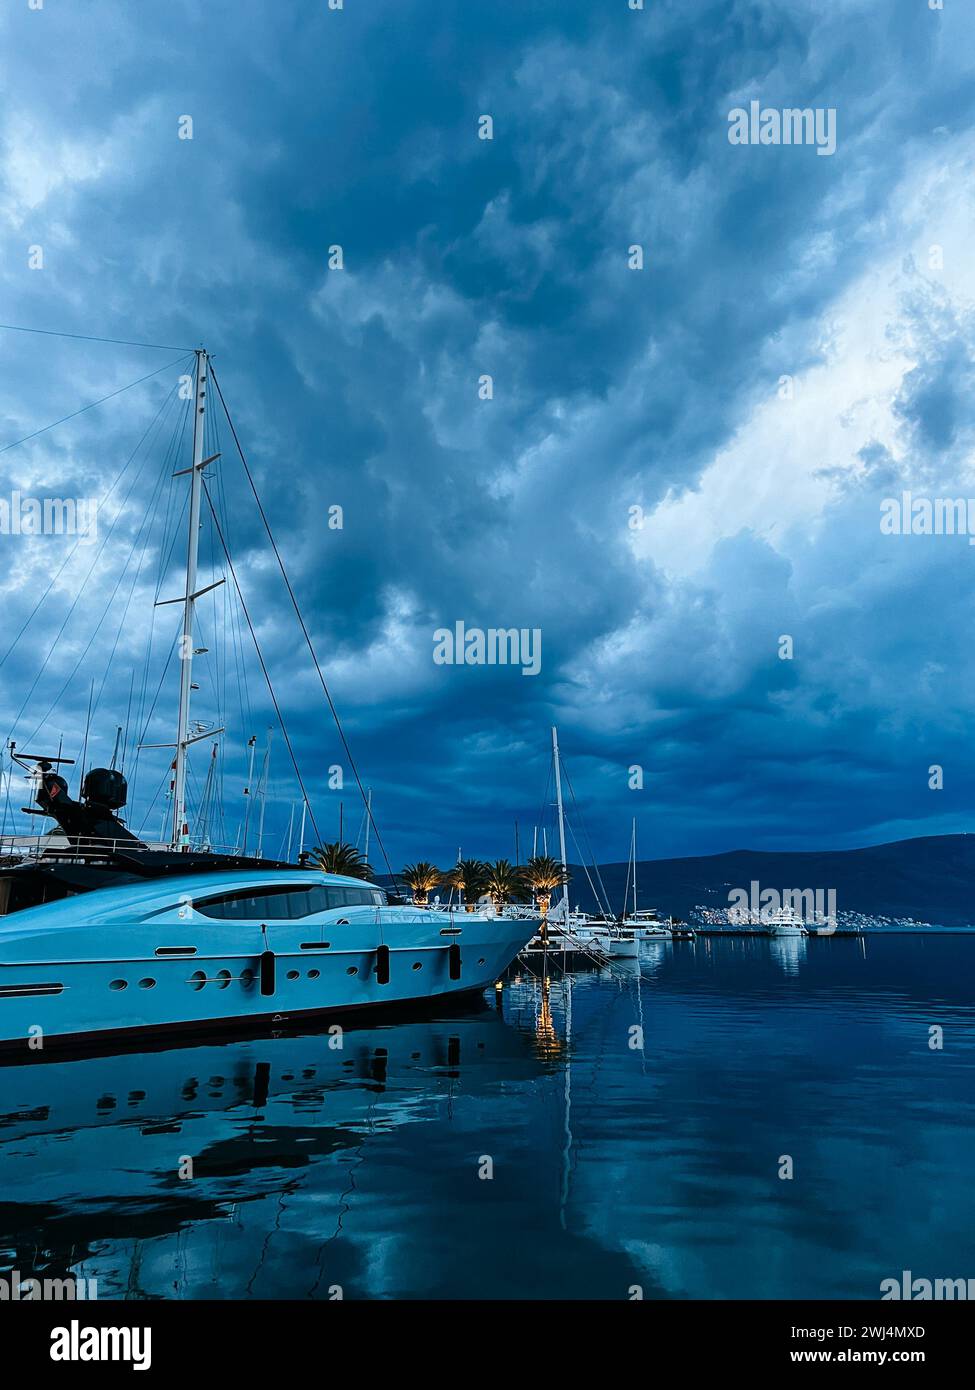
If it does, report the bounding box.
[1,934,972,1300]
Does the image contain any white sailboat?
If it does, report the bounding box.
[619,818,694,941]
[518,728,610,962]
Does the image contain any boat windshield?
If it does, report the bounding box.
[193,883,386,919]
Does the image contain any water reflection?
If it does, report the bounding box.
[0,936,972,1299]
[768,932,808,975]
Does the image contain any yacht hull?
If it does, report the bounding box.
[606,937,640,958]
[0,873,534,1053]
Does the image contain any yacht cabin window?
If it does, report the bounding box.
[192,883,385,919]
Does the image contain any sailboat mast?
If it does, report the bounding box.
[172,348,208,850]
[363,787,372,862]
[242,734,257,854]
[632,817,637,917]
[257,727,272,859]
[552,726,569,917]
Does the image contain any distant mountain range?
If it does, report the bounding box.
[566,834,975,929]
[386,835,975,929]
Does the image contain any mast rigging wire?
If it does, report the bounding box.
[560,758,614,915]
[0,357,191,456]
[201,479,324,857]
[210,364,403,892]
[0,364,192,674]
[0,322,194,353]
[14,384,188,751]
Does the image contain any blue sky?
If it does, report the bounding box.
[1,0,974,869]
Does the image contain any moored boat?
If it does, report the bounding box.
[764,906,807,936]
[0,855,530,1050]
[605,927,640,958]
[0,347,535,1049]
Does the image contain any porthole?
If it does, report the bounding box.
[477,957,486,966]
[240,968,255,989]
[346,966,358,976]
[307,969,320,979]
[286,969,299,981]
[412,962,422,971]
[109,978,127,991]
[189,970,207,991]
[215,969,231,989]
[138,978,156,990]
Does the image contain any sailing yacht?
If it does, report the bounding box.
[516,729,613,963]
[618,819,694,941]
[0,348,535,1050]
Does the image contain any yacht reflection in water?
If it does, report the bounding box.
[768,932,809,976]
[0,998,548,1298]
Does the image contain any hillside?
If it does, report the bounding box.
[560,834,975,929]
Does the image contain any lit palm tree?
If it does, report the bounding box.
[485,858,525,910]
[521,854,568,919]
[312,841,373,880]
[401,861,443,905]
[443,857,490,911]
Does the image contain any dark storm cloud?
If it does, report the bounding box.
[1,0,974,867]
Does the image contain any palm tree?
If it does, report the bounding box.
[485,858,525,910]
[312,841,373,880]
[443,857,490,911]
[521,854,568,918]
[401,861,443,905]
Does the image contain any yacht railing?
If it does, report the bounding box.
[0,833,243,864]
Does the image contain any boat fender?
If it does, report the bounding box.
[260,925,275,996]
[375,943,390,985]
[448,942,462,980]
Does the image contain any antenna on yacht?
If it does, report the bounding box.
[552,726,570,920]
[145,348,225,850]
